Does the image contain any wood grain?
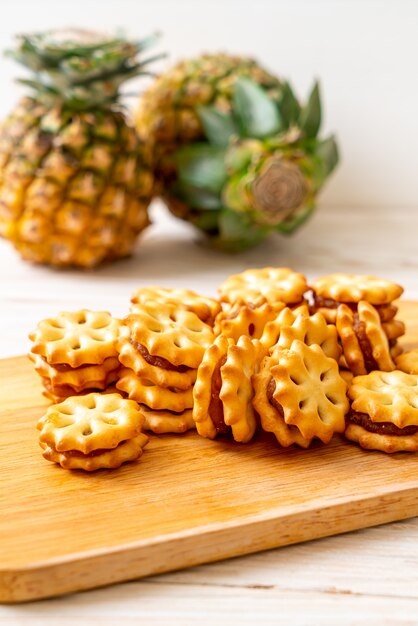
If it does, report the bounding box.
[1,301,418,604]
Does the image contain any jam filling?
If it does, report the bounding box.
[353,314,378,371]
[311,293,342,310]
[267,377,285,418]
[209,355,230,434]
[311,293,393,321]
[348,411,418,437]
[131,339,191,373]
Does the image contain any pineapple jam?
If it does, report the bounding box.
[352,314,378,371]
[208,355,230,435]
[131,339,192,373]
[266,377,285,418]
[311,293,393,319]
[348,411,418,437]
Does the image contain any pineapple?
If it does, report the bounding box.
[149,76,338,252]
[135,53,282,172]
[136,54,339,252]
[0,29,160,268]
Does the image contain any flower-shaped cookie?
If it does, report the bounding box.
[29,353,120,393]
[268,340,348,443]
[395,350,418,375]
[139,406,195,434]
[218,267,308,306]
[29,310,121,367]
[349,370,418,428]
[130,286,220,325]
[312,274,403,305]
[193,335,264,442]
[336,301,394,376]
[116,368,194,412]
[125,302,214,368]
[37,392,148,470]
[252,356,312,448]
[214,301,285,341]
[269,310,341,362]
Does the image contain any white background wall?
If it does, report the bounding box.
[0,0,417,210]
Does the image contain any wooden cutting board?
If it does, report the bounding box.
[1,301,418,604]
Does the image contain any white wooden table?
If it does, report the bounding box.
[1,202,417,625]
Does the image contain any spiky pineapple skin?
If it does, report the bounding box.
[135,53,282,163]
[0,97,154,268]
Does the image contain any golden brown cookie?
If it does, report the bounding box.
[40,378,82,403]
[193,335,263,442]
[37,392,148,470]
[218,267,308,306]
[40,434,148,471]
[193,335,231,439]
[349,370,418,429]
[40,371,120,403]
[378,304,399,322]
[130,286,220,325]
[268,340,348,443]
[269,310,341,362]
[312,273,403,305]
[29,310,121,367]
[214,300,285,341]
[336,301,395,376]
[308,297,399,325]
[139,406,195,434]
[259,304,310,350]
[395,350,418,375]
[117,325,196,390]
[116,368,194,412]
[29,353,120,393]
[252,356,311,448]
[125,302,214,368]
[344,422,418,453]
[382,319,406,341]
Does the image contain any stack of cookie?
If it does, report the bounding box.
[345,371,418,454]
[251,303,347,447]
[193,334,265,443]
[309,273,405,377]
[214,267,309,350]
[29,310,122,402]
[117,289,216,434]
[29,267,418,468]
[253,340,349,448]
[37,392,149,471]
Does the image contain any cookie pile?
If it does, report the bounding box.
[309,273,405,376]
[38,393,148,470]
[116,288,218,434]
[29,310,122,402]
[213,270,349,447]
[345,371,418,453]
[29,268,418,471]
[194,334,265,443]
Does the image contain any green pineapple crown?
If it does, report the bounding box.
[169,77,339,251]
[6,29,163,109]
